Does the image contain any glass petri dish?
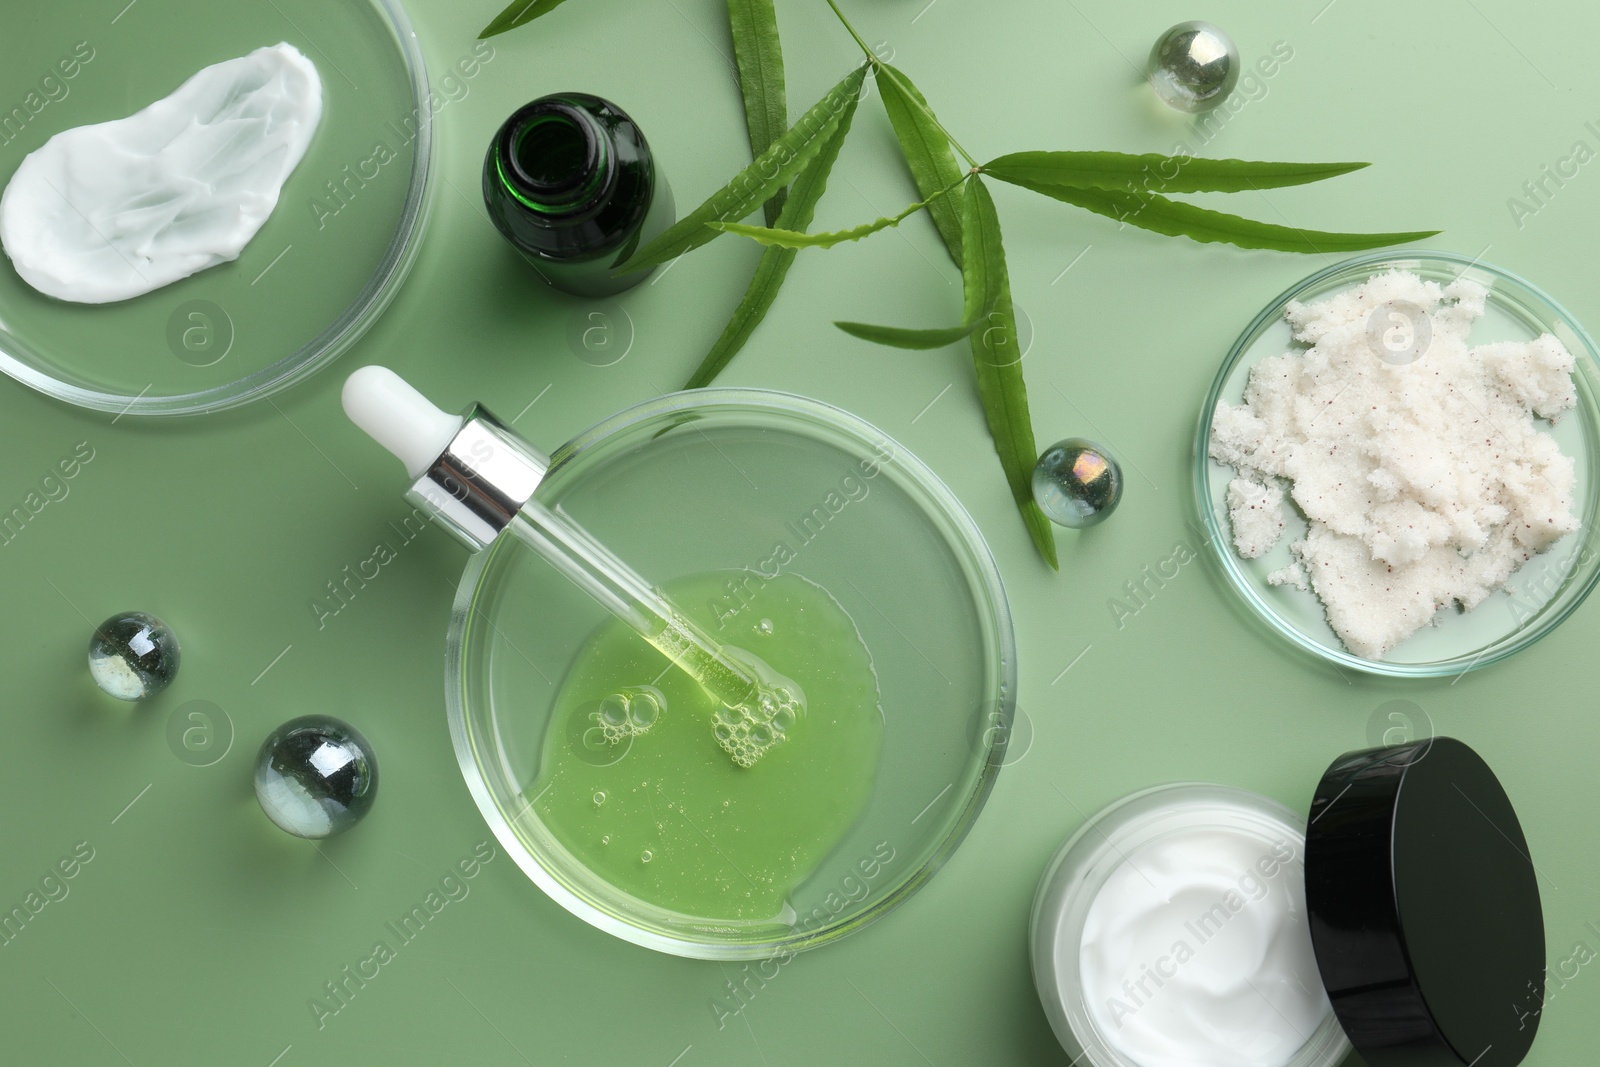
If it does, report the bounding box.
[1194,251,1600,677]
[1030,783,1350,1067]
[446,389,1015,959]
[0,0,431,415]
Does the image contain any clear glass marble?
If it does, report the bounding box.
[87,611,180,701]
[1147,21,1239,113]
[1033,439,1123,528]
[254,715,378,839]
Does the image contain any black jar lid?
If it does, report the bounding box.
[1304,737,1545,1067]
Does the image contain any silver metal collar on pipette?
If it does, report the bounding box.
[405,404,549,551]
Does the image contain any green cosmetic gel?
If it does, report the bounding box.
[529,571,884,922]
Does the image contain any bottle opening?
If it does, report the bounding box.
[501,101,607,212]
[516,115,588,190]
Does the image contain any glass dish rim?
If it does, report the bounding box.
[0,0,434,417]
[1029,781,1352,1067]
[444,386,1018,959]
[1192,248,1600,678]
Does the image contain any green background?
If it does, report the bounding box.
[1,0,1595,1063]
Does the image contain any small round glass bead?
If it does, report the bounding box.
[1147,21,1239,113]
[87,611,180,701]
[1033,438,1123,528]
[254,715,379,840]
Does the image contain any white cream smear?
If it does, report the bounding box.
[1078,828,1330,1067]
[0,43,322,303]
[1210,269,1579,659]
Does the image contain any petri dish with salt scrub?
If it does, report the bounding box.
[0,0,431,415]
[447,390,1015,959]
[1195,251,1600,677]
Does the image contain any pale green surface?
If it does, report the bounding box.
[0,1,1595,1064]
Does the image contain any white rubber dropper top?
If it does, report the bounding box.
[341,366,462,480]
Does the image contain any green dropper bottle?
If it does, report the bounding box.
[482,93,674,298]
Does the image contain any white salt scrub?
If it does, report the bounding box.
[1210,269,1579,659]
[0,43,322,303]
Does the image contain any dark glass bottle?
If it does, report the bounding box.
[482,93,674,298]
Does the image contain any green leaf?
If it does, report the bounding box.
[832,180,988,349]
[983,152,1369,195]
[834,320,980,349]
[617,65,867,274]
[876,63,966,266]
[479,0,574,38]
[993,179,1439,253]
[682,76,862,389]
[727,0,789,226]
[709,183,956,249]
[958,179,1002,330]
[866,60,1054,564]
[964,176,1057,569]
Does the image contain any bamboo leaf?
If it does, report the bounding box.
[959,178,1001,328]
[833,320,980,349]
[682,76,862,389]
[617,65,867,274]
[479,0,574,38]
[831,180,988,349]
[876,63,966,265]
[709,183,956,249]
[983,152,1369,195]
[865,63,1060,565]
[965,176,1058,569]
[727,0,789,226]
[992,179,1439,253]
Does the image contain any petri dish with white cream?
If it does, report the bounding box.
[0,0,432,415]
[1032,738,1546,1067]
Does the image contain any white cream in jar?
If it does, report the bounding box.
[1031,785,1348,1067]
[1079,826,1329,1067]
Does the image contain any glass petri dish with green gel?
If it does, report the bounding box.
[447,390,1015,959]
[1195,251,1600,677]
[0,0,431,415]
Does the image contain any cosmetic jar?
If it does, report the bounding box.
[1032,738,1545,1067]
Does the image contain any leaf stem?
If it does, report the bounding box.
[821,0,980,169]
[823,0,874,59]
